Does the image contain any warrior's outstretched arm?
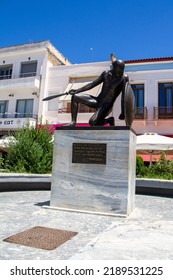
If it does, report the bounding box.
[69,72,105,94]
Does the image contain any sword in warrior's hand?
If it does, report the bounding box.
[42,89,78,101]
[42,92,68,101]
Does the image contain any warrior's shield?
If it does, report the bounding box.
[124,82,135,127]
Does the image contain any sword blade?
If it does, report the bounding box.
[42,93,68,101]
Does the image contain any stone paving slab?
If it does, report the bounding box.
[0,190,173,260]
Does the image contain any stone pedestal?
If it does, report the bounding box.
[50,127,136,216]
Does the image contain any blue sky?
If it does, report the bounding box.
[0,0,173,63]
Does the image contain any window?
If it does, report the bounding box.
[0,101,8,118]
[0,65,12,80]
[20,61,37,77]
[131,84,144,118]
[16,99,33,118]
[158,83,173,118]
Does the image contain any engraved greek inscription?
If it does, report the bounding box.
[72,143,107,164]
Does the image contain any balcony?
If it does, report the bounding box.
[58,106,149,120]
[134,107,148,120]
[0,73,40,91]
[58,102,96,114]
[153,106,173,119]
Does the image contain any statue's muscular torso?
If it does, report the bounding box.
[97,71,124,107]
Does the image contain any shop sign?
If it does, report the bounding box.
[0,118,36,129]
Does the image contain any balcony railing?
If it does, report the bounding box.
[19,72,37,78]
[58,108,96,113]
[153,106,173,119]
[58,104,96,114]
[134,107,148,120]
[58,106,149,119]
[0,113,37,119]
[0,72,37,80]
[0,75,12,80]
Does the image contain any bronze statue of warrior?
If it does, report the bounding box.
[43,54,134,127]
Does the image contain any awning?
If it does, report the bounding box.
[0,136,16,152]
[136,133,173,165]
[59,77,102,102]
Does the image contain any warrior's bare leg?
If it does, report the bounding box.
[69,94,97,126]
[89,104,114,126]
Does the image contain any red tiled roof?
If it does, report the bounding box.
[125,57,173,64]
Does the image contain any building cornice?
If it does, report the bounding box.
[0,40,71,65]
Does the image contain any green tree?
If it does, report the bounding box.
[136,153,173,180]
[136,155,147,177]
[5,124,53,174]
[147,153,173,180]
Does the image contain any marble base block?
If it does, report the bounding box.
[50,127,136,216]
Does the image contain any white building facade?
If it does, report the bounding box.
[0,41,173,137]
[0,41,71,136]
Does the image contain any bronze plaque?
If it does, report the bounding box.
[72,143,106,164]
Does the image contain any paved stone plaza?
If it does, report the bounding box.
[0,190,173,260]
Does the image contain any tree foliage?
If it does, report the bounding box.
[136,153,173,180]
[5,124,53,174]
[136,155,147,177]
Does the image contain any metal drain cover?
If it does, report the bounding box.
[3,226,78,250]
